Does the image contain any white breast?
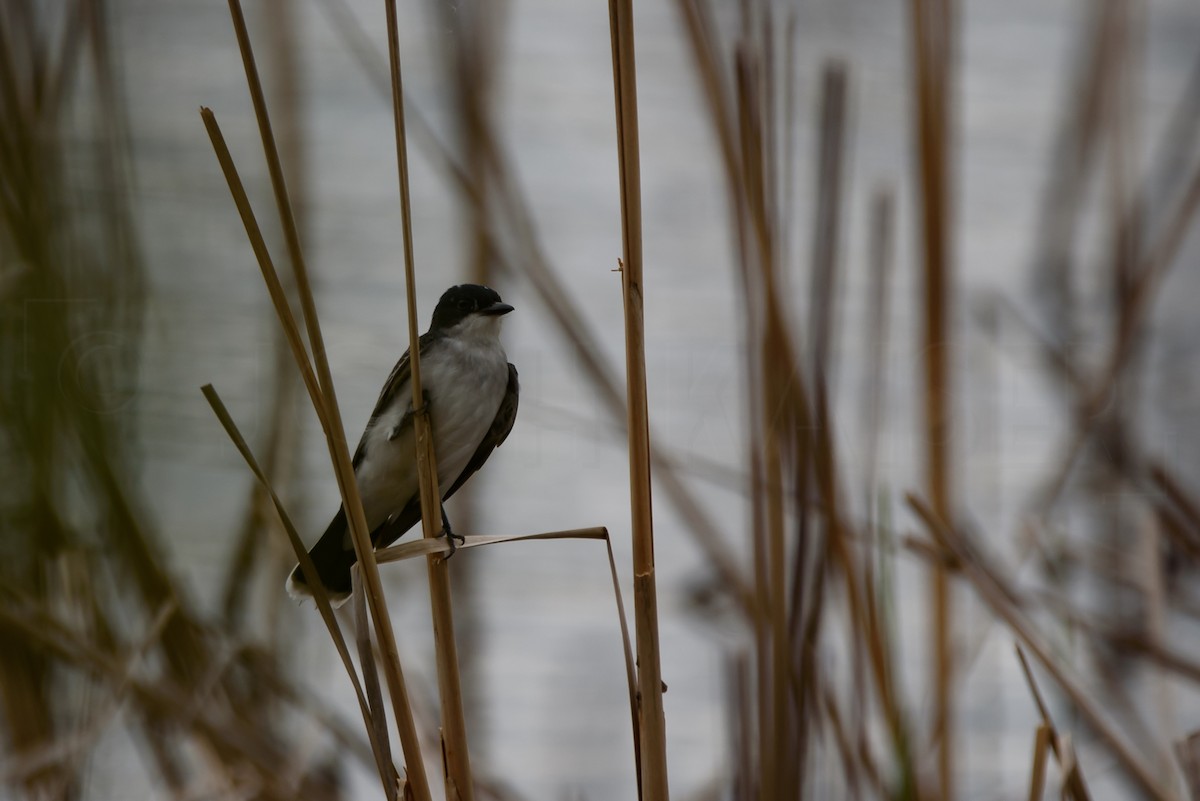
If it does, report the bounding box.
[423,333,509,490]
[353,316,509,530]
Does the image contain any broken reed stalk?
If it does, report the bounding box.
[380,1,474,798]
[909,0,956,794]
[608,0,669,798]
[217,3,432,798]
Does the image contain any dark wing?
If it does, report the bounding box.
[442,362,519,500]
[350,331,441,470]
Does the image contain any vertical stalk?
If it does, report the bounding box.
[608,0,669,798]
[909,0,955,795]
[380,2,474,799]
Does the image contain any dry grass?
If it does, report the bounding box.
[609,0,670,798]
[908,1,957,795]
[5,0,1200,800]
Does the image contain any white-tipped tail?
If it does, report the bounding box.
[286,568,352,608]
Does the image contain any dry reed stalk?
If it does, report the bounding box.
[201,384,398,797]
[219,2,438,797]
[379,1,475,797]
[608,1,669,798]
[908,0,956,793]
[433,0,507,732]
[379,0,477,796]
[908,495,1177,800]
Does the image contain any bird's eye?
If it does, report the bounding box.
[457,299,473,312]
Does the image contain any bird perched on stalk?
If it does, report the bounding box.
[287,284,518,605]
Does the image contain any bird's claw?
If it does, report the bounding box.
[440,526,466,559]
[439,504,464,559]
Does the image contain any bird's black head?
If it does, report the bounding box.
[430,284,514,332]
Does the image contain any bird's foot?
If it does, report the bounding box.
[439,505,465,559]
[440,527,466,559]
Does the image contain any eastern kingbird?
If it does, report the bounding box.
[287,284,519,605]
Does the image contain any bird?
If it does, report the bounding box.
[287,284,518,605]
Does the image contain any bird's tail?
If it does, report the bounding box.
[286,507,356,607]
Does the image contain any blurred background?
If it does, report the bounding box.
[4,0,1200,799]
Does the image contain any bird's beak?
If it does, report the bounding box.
[481,302,514,316]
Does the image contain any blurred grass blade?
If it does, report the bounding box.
[909,494,1175,801]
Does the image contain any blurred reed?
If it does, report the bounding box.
[908,0,957,794]
[0,2,361,799]
[5,0,1200,800]
[672,0,1200,797]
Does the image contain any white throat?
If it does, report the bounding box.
[446,313,506,345]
